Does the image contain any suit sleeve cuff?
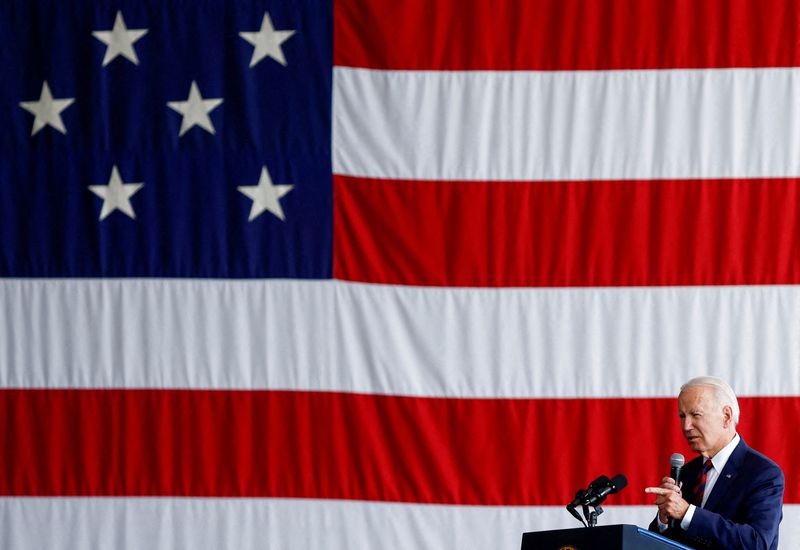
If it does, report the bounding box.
[680,504,696,530]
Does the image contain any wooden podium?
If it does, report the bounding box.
[521,524,694,549]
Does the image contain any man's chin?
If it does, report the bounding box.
[686,440,703,452]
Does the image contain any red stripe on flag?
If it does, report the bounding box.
[334,176,800,287]
[334,0,800,70]
[2,390,797,504]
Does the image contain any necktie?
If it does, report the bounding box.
[691,459,714,506]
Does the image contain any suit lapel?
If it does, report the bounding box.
[703,438,747,512]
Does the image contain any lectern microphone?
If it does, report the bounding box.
[566,474,628,527]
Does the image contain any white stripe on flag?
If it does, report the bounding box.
[333,67,800,181]
[3,498,797,550]
[2,279,798,397]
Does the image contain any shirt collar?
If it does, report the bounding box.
[708,432,740,472]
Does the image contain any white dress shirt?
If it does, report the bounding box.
[657,433,741,531]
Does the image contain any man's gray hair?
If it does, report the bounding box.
[681,376,740,425]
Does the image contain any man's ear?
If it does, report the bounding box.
[722,405,733,428]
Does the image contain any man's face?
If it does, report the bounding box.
[678,385,733,457]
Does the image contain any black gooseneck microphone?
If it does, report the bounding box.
[566,474,629,527]
[584,474,628,507]
[668,453,685,529]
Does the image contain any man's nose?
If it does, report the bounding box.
[681,417,693,431]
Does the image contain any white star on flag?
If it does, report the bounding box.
[92,11,148,66]
[238,166,294,221]
[239,11,296,67]
[88,165,144,221]
[167,81,223,137]
[19,81,75,135]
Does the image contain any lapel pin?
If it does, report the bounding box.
[725,474,732,478]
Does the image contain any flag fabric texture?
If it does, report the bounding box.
[2,0,800,548]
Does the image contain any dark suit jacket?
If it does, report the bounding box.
[649,437,784,550]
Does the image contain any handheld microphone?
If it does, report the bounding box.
[668,453,685,529]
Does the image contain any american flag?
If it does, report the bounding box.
[2,0,799,548]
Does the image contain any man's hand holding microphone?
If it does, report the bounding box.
[644,453,688,528]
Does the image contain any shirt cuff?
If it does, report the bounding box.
[680,504,696,530]
[656,515,668,532]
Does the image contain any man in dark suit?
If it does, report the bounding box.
[644,376,784,549]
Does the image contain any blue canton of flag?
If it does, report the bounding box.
[1,0,332,278]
